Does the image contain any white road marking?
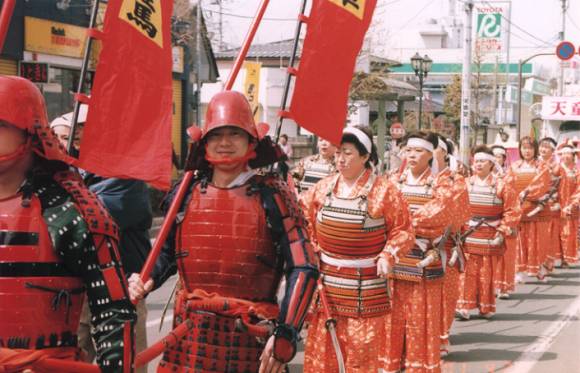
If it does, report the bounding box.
[505,293,580,373]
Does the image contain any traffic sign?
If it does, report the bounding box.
[556,41,575,61]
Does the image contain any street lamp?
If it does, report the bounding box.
[411,53,432,130]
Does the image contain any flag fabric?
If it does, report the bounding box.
[243,61,261,122]
[78,0,173,190]
[287,0,377,145]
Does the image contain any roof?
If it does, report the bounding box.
[216,39,302,59]
[380,77,420,96]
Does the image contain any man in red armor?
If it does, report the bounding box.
[0,76,136,372]
[128,90,319,373]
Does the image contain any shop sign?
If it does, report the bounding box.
[25,17,87,59]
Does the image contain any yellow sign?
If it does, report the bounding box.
[24,17,88,58]
[119,0,164,48]
[328,0,366,20]
[243,61,261,122]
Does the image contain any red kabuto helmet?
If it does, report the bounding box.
[0,76,73,164]
[185,91,284,170]
[202,90,260,139]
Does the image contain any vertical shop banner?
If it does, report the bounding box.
[288,0,377,145]
[243,61,261,122]
[78,0,173,190]
[475,5,504,55]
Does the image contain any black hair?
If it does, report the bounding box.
[280,134,288,140]
[340,125,378,168]
[490,145,507,161]
[472,144,493,156]
[519,136,538,159]
[404,131,438,166]
[539,137,557,148]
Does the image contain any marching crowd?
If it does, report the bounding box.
[2,76,580,373]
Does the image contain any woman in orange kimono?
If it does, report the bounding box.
[538,137,562,273]
[559,144,580,266]
[385,131,454,373]
[456,146,521,320]
[433,135,470,356]
[508,136,551,282]
[302,126,415,373]
[492,145,520,298]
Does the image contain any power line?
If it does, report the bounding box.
[567,13,580,32]
[391,0,433,35]
[203,8,296,21]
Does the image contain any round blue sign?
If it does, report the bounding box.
[556,41,575,61]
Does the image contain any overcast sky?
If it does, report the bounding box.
[203,0,580,53]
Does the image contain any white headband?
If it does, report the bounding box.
[438,138,448,153]
[407,137,434,153]
[491,147,506,156]
[557,146,577,155]
[343,127,372,153]
[474,152,497,163]
[540,140,556,149]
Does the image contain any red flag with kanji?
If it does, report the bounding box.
[78,0,173,190]
[287,0,377,145]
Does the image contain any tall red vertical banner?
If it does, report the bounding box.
[288,0,377,145]
[78,0,173,190]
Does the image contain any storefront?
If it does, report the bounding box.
[23,16,90,120]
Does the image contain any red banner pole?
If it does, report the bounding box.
[224,0,270,90]
[139,0,271,286]
[0,0,15,53]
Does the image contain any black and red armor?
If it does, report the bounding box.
[178,182,280,299]
[152,173,319,372]
[0,194,84,349]
[0,76,136,373]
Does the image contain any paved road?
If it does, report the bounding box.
[142,266,580,372]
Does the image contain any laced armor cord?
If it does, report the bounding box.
[258,176,319,363]
[51,170,136,373]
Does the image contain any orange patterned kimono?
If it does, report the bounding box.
[302,169,414,373]
[543,160,563,272]
[457,174,521,314]
[384,168,454,373]
[494,172,521,295]
[508,159,551,277]
[560,164,580,264]
[436,168,470,352]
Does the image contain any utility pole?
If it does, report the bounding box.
[503,0,511,124]
[218,0,223,51]
[460,0,474,164]
[559,0,567,96]
[492,56,498,127]
[196,0,203,126]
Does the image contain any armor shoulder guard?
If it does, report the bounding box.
[263,175,307,227]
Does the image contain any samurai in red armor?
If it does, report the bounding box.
[0,76,136,372]
[128,91,319,373]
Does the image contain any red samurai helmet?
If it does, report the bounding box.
[186,91,283,170]
[0,76,74,164]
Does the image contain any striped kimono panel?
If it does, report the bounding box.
[513,166,550,222]
[464,183,505,256]
[316,176,390,318]
[393,182,444,282]
[300,161,334,192]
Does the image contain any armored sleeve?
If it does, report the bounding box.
[262,177,320,363]
[51,175,136,373]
